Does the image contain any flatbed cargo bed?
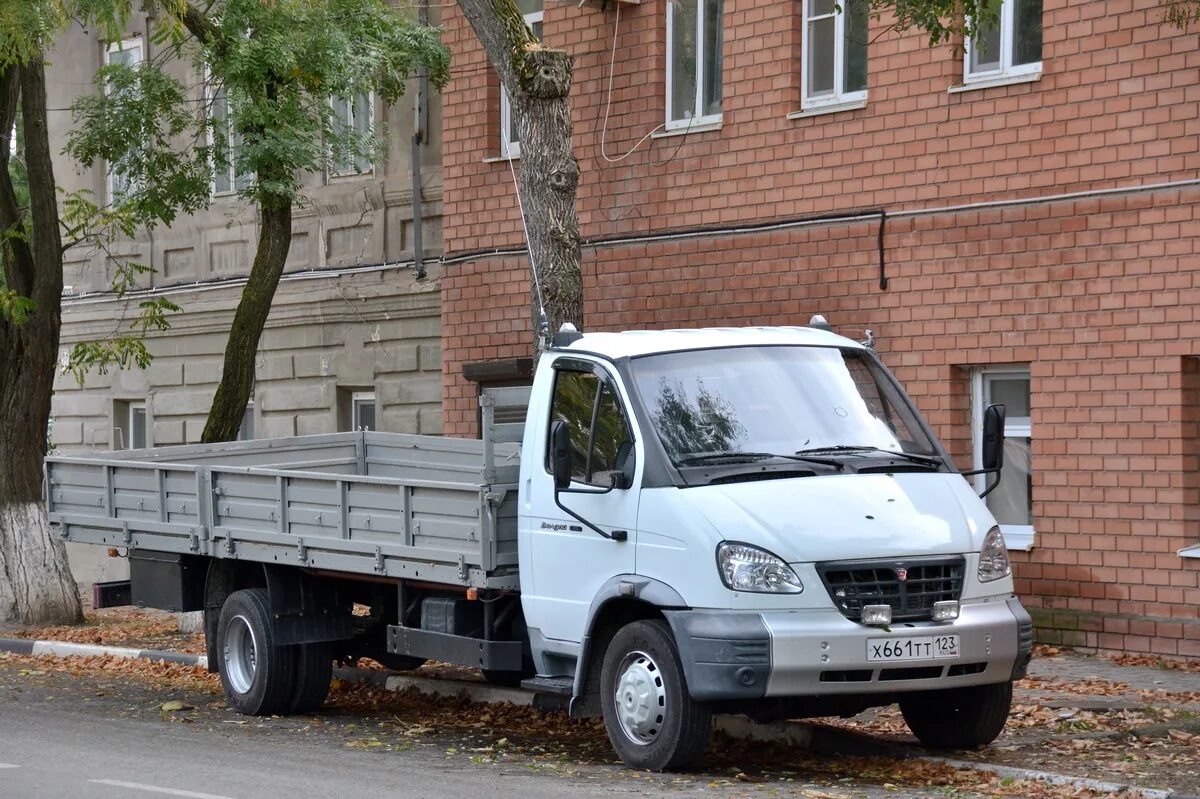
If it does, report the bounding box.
[46,430,522,590]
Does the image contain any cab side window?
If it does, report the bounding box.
[549,369,633,487]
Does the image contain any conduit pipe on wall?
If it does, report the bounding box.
[65,177,1200,307]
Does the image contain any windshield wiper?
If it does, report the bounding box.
[795,446,943,467]
[677,452,844,471]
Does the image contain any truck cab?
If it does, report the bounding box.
[518,325,1032,769]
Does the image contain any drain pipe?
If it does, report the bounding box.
[411,0,430,279]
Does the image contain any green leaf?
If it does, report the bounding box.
[0,291,36,324]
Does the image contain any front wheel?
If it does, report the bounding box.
[899,680,1013,749]
[600,619,712,771]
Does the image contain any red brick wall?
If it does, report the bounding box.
[440,0,1200,656]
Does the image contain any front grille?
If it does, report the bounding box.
[817,556,965,622]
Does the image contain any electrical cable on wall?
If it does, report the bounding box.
[597,2,695,168]
[599,3,664,163]
[505,147,551,350]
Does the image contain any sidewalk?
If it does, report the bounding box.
[1028,648,1200,695]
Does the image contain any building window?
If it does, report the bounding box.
[965,0,1042,83]
[802,0,868,110]
[352,391,376,432]
[666,0,723,130]
[237,400,255,441]
[329,93,374,176]
[105,37,143,202]
[113,399,147,450]
[208,77,253,196]
[973,367,1033,550]
[500,0,543,159]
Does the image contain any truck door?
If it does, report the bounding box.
[522,362,639,645]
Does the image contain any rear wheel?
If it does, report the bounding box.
[217,588,296,716]
[288,642,333,714]
[600,619,712,771]
[899,680,1013,749]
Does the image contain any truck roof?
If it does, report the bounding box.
[558,325,866,360]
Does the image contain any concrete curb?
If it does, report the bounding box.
[5,636,1197,799]
[0,637,207,669]
[923,756,1197,799]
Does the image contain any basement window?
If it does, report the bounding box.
[113,399,148,450]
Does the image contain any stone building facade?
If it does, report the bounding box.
[45,12,445,583]
[439,0,1200,656]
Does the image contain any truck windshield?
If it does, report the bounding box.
[629,346,938,467]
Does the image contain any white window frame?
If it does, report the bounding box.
[352,391,376,432]
[237,399,256,441]
[801,0,868,111]
[499,8,543,159]
[105,37,144,203]
[665,0,723,131]
[206,69,253,197]
[972,367,1034,551]
[328,93,376,178]
[963,0,1042,86]
[114,399,148,450]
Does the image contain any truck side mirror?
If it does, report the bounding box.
[981,404,1006,472]
[550,420,572,491]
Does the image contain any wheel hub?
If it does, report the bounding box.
[614,650,666,745]
[223,615,258,695]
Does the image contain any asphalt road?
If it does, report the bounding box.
[0,696,689,799]
[0,660,926,799]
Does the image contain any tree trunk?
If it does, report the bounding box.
[200,202,292,443]
[0,59,82,627]
[454,0,583,351]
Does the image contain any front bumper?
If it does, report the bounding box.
[665,597,1031,701]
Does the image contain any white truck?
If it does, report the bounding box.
[46,323,1031,770]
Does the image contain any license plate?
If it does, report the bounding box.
[866,635,960,662]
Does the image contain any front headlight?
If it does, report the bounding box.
[978,526,1011,582]
[716,542,803,593]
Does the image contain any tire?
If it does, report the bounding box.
[217,588,297,716]
[288,642,333,714]
[899,680,1013,749]
[599,619,712,771]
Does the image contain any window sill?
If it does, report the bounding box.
[327,169,376,182]
[1003,528,1035,552]
[1179,544,1200,559]
[949,69,1042,94]
[652,119,723,139]
[788,98,868,120]
[483,153,520,163]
